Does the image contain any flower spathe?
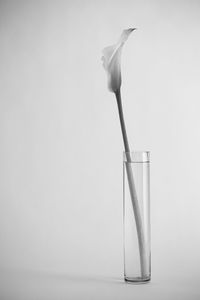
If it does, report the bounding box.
[102,28,136,93]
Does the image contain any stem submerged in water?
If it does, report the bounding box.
[115,89,148,277]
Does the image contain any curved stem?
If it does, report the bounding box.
[115,89,148,278]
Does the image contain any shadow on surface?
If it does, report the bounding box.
[2,268,124,286]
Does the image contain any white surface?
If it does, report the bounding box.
[0,0,200,299]
[0,268,200,300]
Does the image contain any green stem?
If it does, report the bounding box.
[115,89,148,278]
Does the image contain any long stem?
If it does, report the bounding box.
[115,89,148,277]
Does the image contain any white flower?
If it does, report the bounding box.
[102,28,136,93]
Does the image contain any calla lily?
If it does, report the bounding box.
[101,28,149,279]
[102,28,136,93]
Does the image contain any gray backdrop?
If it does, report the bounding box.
[0,0,200,299]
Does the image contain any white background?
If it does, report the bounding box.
[0,0,200,299]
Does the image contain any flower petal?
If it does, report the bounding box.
[102,44,118,70]
[117,28,136,45]
[107,46,122,92]
[102,28,136,93]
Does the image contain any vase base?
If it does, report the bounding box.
[124,276,151,284]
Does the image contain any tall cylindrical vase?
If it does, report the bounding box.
[123,151,151,283]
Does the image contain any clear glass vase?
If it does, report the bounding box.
[123,151,151,283]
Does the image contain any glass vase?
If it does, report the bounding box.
[123,151,151,283]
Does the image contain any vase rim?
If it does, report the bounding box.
[123,151,150,162]
[123,150,150,154]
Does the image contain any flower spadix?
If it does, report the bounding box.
[102,28,136,93]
